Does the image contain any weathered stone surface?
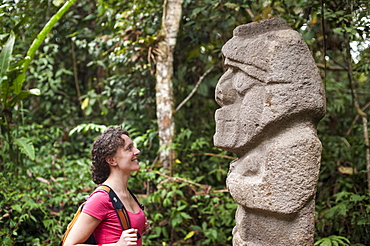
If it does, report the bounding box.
[214,17,326,245]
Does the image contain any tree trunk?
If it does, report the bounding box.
[155,0,183,172]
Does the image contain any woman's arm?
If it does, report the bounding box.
[63,212,100,246]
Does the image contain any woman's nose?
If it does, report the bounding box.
[134,148,141,155]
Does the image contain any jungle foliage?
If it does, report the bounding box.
[0,0,369,245]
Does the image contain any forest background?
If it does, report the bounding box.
[0,0,369,245]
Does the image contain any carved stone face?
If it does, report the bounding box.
[214,58,265,153]
[214,23,326,154]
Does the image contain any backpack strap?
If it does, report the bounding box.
[96,185,144,238]
[60,202,88,246]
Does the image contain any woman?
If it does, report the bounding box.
[64,126,149,246]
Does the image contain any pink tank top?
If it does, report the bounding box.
[83,190,146,245]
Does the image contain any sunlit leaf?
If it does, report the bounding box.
[81,97,89,110]
[183,231,195,241]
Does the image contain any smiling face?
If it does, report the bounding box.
[111,134,141,173]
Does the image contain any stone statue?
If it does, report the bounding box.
[214,18,326,245]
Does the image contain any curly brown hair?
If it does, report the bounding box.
[91,126,129,184]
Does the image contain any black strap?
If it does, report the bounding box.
[98,185,143,238]
[99,185,144,210]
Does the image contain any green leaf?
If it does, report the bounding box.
[177,204,187,211]
[8,90,31,107]
[315,236,351,246]
[321,239,332,246]
[14,137,35,160]
[13,72,25,95]
[334,236,350,244]
[334,191,350,202]
[180,212,192,219]
[0,34,9,40]
[350,194,365,203]
[315,238,331,246]
[0,33,15,81]
[7,88,38,106]
[11,204,22,213]
[0,32,15,100]
[69,123,108,136]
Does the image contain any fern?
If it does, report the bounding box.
[14,137,35,160]
[315,235,351,246]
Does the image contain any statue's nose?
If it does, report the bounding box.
[215,70,238,106]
